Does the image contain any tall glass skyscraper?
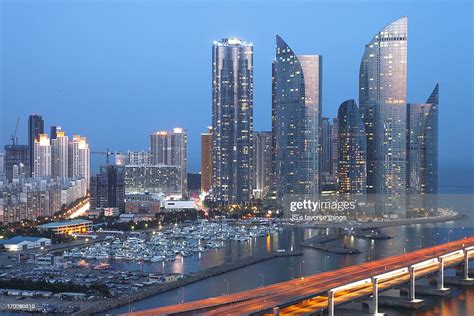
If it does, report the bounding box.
[407,84,439,195]
[337,100,367,194]
[359,17,408,215]
[253,131,272,199]
[211,38,253,204]
[28,114,44,176]
[273,35,322,204]
[321,117,333,175]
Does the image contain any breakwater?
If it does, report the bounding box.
[300,234,361,254]
[75,251,302,316]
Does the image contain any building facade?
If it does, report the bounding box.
[33,134,52,178]
[68,135,90,189]
[407,84,439,195]
[0,178,63,223]
[273,35,322,204]
[253,131,272,199]
[359,17,408,215]
[0,152,4,178]
[211,38,254,204]
[331,118,339,181]
[200,127,212,193]
[90,165,125,211]
[4,145,29,181]
[149,128,188,196]
[50,126,62,141]
[124,165,182,197]
[337,100,367,194]
[28,114,44,176]
[51,131,69,181]
[321,117,333,175]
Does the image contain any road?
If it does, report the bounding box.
[125,236,474,316]
[67,198,90,219]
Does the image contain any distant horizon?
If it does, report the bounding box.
[1,0,472,175]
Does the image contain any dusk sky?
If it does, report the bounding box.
[1,0,472,188]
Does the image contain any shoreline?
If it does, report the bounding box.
[74,251,302,316]
[74,213,464,315]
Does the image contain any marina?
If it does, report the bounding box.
[62,219,284,263]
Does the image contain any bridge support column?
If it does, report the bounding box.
[409,267,416,301]
[272,307,280,315]
[464,251,471,280]
[371,277,379,315]
[328,290,335,316]
[437,258,447,290]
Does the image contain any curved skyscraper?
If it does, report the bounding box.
[337,100,367,194]
[273,35,322,204]
[359,17,408,215]
[407,83,439,195]
[211,38,253,204]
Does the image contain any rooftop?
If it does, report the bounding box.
[39,219,92,229]
[0,236,50,245]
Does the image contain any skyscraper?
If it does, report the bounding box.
[28,114,44,176]
[0,152,4,177]
[273,35,322,204]
[33,134,52,177]
[51,130,69,181]
[407,84,439,195]
[211,38,254,204]
[337,100,367,194]
[321,117,333,175]
[253,131,273,199]
[169,128,188,197]
[271,61,277,198]
[149,131,168,165]
[331,118,339,181]
[50,126,62,141]
[4,145,29,180]
[200,127,212,193]
[149,128,188,197]
[359,17,408,215]
[68,135,90,189]
[90,165,125,210]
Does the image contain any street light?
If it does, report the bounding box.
[258,272,265,287]
[289,267,294,279]
[300,260,305,278]
[223,279,229,295]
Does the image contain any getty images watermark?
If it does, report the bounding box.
[287,198,356,222]
[283,194,465,223]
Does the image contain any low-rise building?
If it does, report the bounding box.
[118,213,135,222]
[125,193,161,215]
[163,200,197,212]
[0,236,51,251]
[38,219,92,235]
[35,253,66,267]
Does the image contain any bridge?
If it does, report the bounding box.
[126,237,474,316]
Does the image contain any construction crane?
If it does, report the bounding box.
[91,148,116,165]
[11,117,20,145]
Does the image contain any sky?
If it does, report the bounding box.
[0,0,473,187]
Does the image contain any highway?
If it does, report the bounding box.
[125,236,474,316]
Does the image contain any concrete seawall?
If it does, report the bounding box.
[75,251,303,316]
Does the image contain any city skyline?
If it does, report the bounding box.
[1,1,472,188]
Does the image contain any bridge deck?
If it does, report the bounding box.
[126,237,474,316]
